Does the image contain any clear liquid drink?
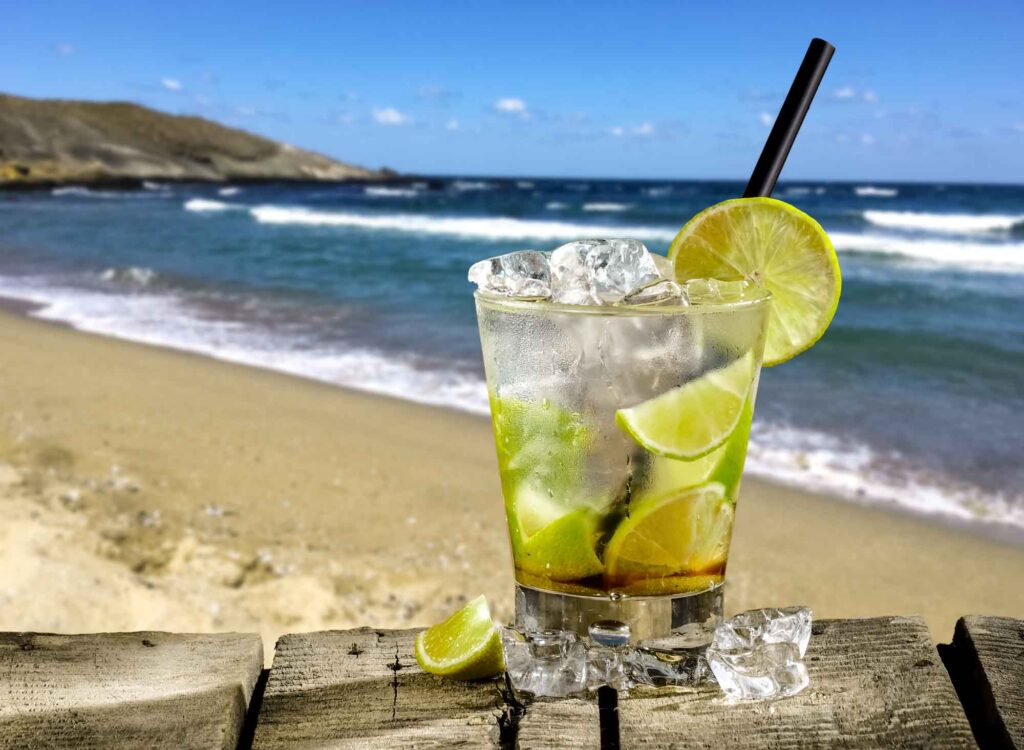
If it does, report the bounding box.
[476,287,771,640]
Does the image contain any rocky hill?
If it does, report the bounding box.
[0,93,389,187]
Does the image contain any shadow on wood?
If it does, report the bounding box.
[940,615,1024,750]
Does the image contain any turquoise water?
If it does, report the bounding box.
[1,178,1023,536]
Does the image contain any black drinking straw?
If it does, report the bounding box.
[743,38,835,198]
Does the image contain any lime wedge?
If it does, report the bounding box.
[669,197,841,366]
[708,395,754,490]
[510,484,567,539]
[604,483,733,585]
[414,595,504,681]
[638,396,754,501]
[640,450,721,499]
[517,507,603,582]
[615,352,754,460]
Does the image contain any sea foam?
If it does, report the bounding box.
[830,232,1024,272]
[364,186,420,198]
[244,205,1024,272]
[451,180,492,192]
[855,186,898,197]
[0,274,488,417]
[863,210,1024,234]
[248,205,677,243]
[746,422,1024,533]
[100,266,158,287]
[583,202,631,212]
[184,198,236,212]
[51,186,123,198]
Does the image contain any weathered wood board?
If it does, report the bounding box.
[0,617,989,748]
[0,631,263,750]
[252,628,506,748]
[516,693,601,750]
[943,615,1024,749]
[253,627,601,749]
[617,616,975,749]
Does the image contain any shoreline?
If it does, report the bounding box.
[1,307,1024,646]
[4,293,1022,549]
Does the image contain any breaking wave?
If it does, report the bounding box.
[248,205,677,243]
[863,210,1024,234]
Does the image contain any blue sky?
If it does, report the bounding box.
[5,1,1024,182]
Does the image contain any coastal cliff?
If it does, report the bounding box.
[0,93,389,187]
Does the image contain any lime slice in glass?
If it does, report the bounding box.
[604,482,733,585]
[669,197,841,366]
[615,352,754,460]
[414,595,504,681]
[638,396,754,501]
[517,507,603,582]
[510,484,568,539]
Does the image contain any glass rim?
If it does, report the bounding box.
[474,286,772,317]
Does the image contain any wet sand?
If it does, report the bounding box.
[1,309,1022,651]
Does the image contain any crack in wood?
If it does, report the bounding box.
[597,686,620,750]
[386,645,402,722]
[495,673,526,750]
[237,667,270,750]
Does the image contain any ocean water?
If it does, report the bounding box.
[1,178,1023,538]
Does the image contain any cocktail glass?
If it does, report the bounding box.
[476,286,771,642]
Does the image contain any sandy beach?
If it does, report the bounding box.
[2,308,1023,652]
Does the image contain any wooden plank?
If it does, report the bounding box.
[516,692,602,750]
[253,628,511,749]
[617,616,975,749]
[942,615,1024,749]
[0,631,263,750]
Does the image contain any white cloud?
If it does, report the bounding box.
[1013,122,1024,134]
[336,113,356,125]
[834,133,851,144]
[373,107,411,126]
[494,98,530,119]
[161,78,182,92]
[234,105,257,117]
[445,119,460,131]
[860,133,876,145]
[55,43,75,56]
[758,111,773,127]
[831,86,881,105]
[609,122,655,138]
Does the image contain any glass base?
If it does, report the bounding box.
[514,582,724,644]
